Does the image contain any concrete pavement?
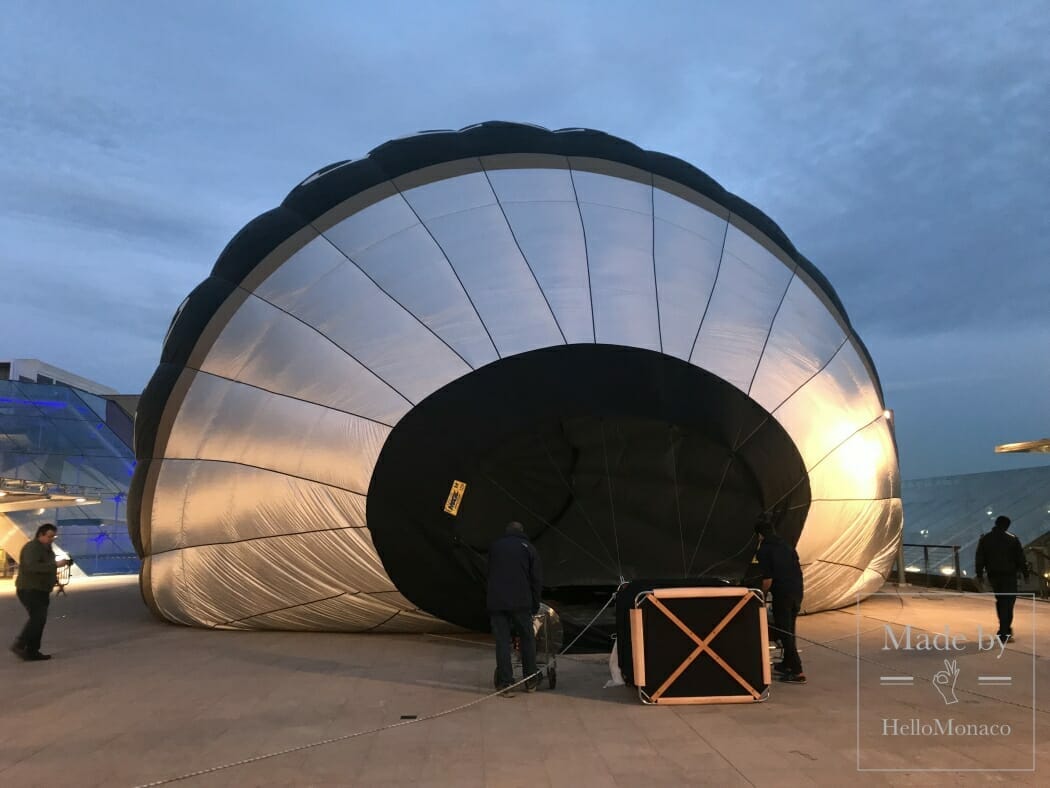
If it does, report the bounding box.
[1,577,1047,787]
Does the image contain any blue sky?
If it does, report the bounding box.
[2,1,1047,479]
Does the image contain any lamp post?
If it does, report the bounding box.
[920,529,930,588]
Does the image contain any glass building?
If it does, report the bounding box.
[900,465,1050,578]
[0,377,138,575]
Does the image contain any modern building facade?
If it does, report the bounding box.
[1,358,119,396]
[900,465,1050,579]
[0,361,138,575]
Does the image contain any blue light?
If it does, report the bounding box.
[0,397,67,408]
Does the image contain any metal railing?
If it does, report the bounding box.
[1027,547,1050,600]
[893,542,964,591]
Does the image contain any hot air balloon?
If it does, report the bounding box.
[129,122,901,633]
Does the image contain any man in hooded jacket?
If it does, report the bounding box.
[487,521,543,696]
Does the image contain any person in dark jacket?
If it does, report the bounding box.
[755,514,806,684]
[487,521,543,696]
[975,515,1029,643]
[12,523,69,661]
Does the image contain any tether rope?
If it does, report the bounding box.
[135,592,619,787]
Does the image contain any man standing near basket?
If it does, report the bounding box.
[755,513,807,685]
[487,521,543,697]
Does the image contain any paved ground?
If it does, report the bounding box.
[0,577,1047,787]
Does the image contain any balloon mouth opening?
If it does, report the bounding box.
[367,343,810,631]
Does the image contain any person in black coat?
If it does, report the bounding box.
[755,514,806,684]
[487,521,543,696]
[975,515,1029,642]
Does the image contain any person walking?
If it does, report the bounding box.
[755,514,806,684]
[975,515,1029,643]
[487,521,543,697]
[11,523,69,661]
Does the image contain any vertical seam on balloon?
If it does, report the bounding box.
[150,524,371,557]
[688,217,731,363]
[538,431,620,568]
[685,454,736,576]
[479,160,568,346]
[211,591,350,628]
[731,416,757,463]
[768,335,850,418]
[813,558,872,573]
[767,411,887,513]
[177,535,188,621]
[176,455,196,577]
[478,467,622,576]
[239,286,418,407]
[384,186,501,361]
[567,162,597,343]
[667,425,687,577]
[746,266,798,397]
[364,610,402,633]
[650,176,664,354]
[186,367,398,428]
[311,231,480,370]
[600,420,623,576]
[731,334,851,472]
[153,458,369,496]
[806,496,898,503]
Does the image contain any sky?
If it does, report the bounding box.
[1,1,1047,480]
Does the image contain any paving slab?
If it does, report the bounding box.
[1,577,1047,786]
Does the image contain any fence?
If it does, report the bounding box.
[1026,546,1050,600]
[892,542,964,591]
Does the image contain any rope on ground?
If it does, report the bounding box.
[135,679,521,787]
[134,591,619,787]
[139,588,1044,785]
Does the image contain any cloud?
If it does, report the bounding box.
[1,172,227,251]
[1,0,1047,476]
[870,324,1050,479]
[720,3,1050,338]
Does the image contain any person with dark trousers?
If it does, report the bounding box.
[487,521,543,697]
[755,514,806,684]
[11,523,69,661]
[975,515,1029,643]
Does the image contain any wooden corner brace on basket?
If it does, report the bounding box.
[637,592,762,702]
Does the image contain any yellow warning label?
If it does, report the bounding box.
[444,480,467,516]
